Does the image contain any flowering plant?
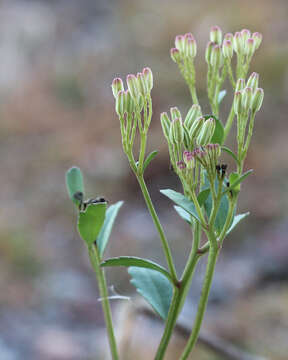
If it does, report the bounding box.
[66,26,263,359]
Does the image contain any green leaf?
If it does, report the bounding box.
[78,203,107,245]
[66,166,85,204]
[174,206,191,224]
[218,90,227,104]
[223,169,253,195]
[128,267,173,320]
[222,146,239,166]
[197,188,211,207]
[203,172,232,234]
[143,151,158,172]
[227,212,250,235]
[211,118,224,145]
[97,201,123,257]
[101,256,173,282]
[160,189,200,222]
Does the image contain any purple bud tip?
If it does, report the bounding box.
[177,161,186,170]
[175,35,184,41]
[143,67,152,74]
[112,77,122,85]
[241,29,250,35]
[252,32,262,39]
[211,25,221,32]
[234,32,241,38]
[184,32,194,40]
[171,47,179,54]
[224,33,233,39]
[247,38,254,45]
[213,44,221,51]
[183,151,194,162]
[224,39,232,46]
[235,91,242,96]
[127,74,136,81]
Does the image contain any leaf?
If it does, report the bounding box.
[101,256,173,282]
[160,189,200,222]
[197,188,211,207]
[218,90,227,104]
[211,118,224,145]
[143,151,158,172]
[227,212,250,235]
[223,169,253,195]
[78,203,107,245]
[222,146,239,166]
[203,172,232,234]
[97,201,123,257]
[128,267,173,320]
[174,206,191,224]
[66,166,85,205]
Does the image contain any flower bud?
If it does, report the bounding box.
[245,38,255,57]
[222,39,233,59]
[184,104,202,129]
[170,48,181,63]
[185,38,197,58]
[160,112,171,139]
[137,72,148,96]
[189,116,205,140]
[126,74,139,100]
[112,78,124,98]
[183,151,195,169]
[175,35,185,53]
[196,118,215,146]
[242,87,253,111]
[241,29,251,43]
[211,44,223,68]
[233,32,242,53]
[177,161,186,170]
[251,88,264,112]
[115,90,126,116]
[233,91,242,115]
[235,78,245,92]
[205,41,214,64]
[246,72,259,91]
[224,33,233,42]
[252,32,262,50]
[143,67,153,92]
[170,106,182,122]
[126,90,135,114]
[170,118,184,145]
[210,25,222,45]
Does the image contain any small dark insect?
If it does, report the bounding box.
[73,192,107,211]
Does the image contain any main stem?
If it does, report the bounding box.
[88,245,119,360]
[137,175,178,281]
[179,241,219,360]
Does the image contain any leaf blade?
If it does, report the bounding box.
[143,151,158,172]
[227,212,250,235]
[66,166,84,204]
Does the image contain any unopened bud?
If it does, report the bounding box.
[245,38,255,57]
[246,72,259,91]
[126,74,139,100]
[184,104,202,129]
[205,41,214,64]
[224,33,233,42]
[233,32,243,53]
[112,78,124,98]
[137,72,148,95]
[233,91,242,115]
[175,35,185,53]
[222,39,233,59]
[210,25,222,45]
[183,151,195,169]
[170,106,182,122]
[170,118,184,145]
[196,118,215,146]
[242,87,253,111]
[143,67,153,92]
[170,48,181,63]
[126,90,135,114]
[251,88,264,112]
[235,78,245,92]
[160,112,171,139]
[252,32,262,50]
[115,90,126,116]
[189,116,204,140]
[241,29,251,43]
[211,44,223,68]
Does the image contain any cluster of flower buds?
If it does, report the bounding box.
[233,73,264,115]
[170,32,197,63]
[205,26,262,67]
[112,67,153,117]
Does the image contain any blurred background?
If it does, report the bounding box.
[0,0,288,359]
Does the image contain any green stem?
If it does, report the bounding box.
[137,175,178,281]
[154,222,201,360]
[88,244,119,360]
[179,241,219,360]
[223,106,235,142]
